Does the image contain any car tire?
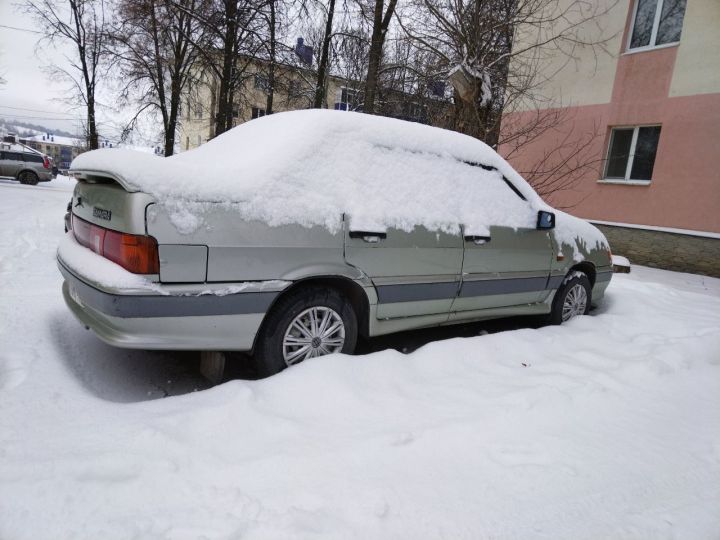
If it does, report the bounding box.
[253,286,358,377]
[547,271,592,325]
[18,171,39,185]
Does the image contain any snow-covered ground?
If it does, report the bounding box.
[1,178,719,539]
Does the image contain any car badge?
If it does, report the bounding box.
[93,207,112,221]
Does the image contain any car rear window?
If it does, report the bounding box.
[24,154,44,163]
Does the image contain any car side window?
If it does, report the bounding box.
[24,154,44,163]
[462,160,527,202]
[6,152,22,161]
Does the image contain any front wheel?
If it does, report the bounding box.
[547,272,592,325]
[253,287,358,377]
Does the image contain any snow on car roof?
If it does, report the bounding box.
[70,110,607,254]
[72,111,539,233]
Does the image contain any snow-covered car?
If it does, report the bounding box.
[57,110,613,376]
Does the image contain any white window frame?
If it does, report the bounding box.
[335,86,360,111]
[602,125,661,184]
[626,0,683,52]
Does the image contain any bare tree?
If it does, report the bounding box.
[359,0,398,114]
[169,0,265,137]
[24,0,109,149]
[255,0,295,115]
[110,0,205,155]
[398,0,618,202]
[311,0,337,108]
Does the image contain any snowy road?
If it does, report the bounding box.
[1,178,719,539]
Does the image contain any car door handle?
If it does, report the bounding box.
[349,231,387,243]
[464,235,491,245]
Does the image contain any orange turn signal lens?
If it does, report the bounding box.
[72,214,159,274]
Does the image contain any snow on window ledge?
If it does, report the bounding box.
[623,42,680,56]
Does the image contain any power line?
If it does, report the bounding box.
[0,105,75,115]
[0,113,80,121]
[0,24,43,35]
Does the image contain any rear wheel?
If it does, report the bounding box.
[253,287,358,377]
[18,171,39,185]
[547,272,592,325]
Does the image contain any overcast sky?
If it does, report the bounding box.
[0,2,87,133]
[0,3,151,143]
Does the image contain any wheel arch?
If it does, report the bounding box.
[253,275,371,352]
[568,261,597,287]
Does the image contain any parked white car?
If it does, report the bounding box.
[58,110,612,376]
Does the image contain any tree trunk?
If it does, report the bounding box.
[313,0,336,108]
[265,0,276,115]
[362,0,397,114]
[87,95,99,150]
[166,73,182,155]
[215,0,237,137]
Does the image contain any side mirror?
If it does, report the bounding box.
[537,210,555,230]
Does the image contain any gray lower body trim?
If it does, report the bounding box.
[376,281,459,303]
[459,276,550,298]
[59,262,278,318]
[375,275,558,304]
[596,270,612,282]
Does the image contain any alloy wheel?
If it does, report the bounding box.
[282,306,346,366]
[562,283,588,322]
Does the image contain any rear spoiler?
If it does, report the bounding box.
[68,169,140,192]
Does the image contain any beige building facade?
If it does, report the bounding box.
[179,59,368,152]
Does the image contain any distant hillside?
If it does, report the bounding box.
[0,118,79,139]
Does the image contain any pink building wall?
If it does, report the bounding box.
[500,2,720,233]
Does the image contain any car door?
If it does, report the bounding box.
[451,223,554,313]
[344,217,463,319]
[5,152,24,178]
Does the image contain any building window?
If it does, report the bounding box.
[251,107,266,119]
[628,0,686,50]
[604,126,662,182]
[334,87,360,111]
[254,74,269,92]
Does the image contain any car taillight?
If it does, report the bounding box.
[43,156,50,169]
[72,214,159,274]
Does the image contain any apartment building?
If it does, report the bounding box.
[21,133,82,170]
[500,0,720,275]
[179,43,451,152]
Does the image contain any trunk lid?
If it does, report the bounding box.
[71,178,154,235]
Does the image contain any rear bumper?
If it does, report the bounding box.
[58,259,282,351]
